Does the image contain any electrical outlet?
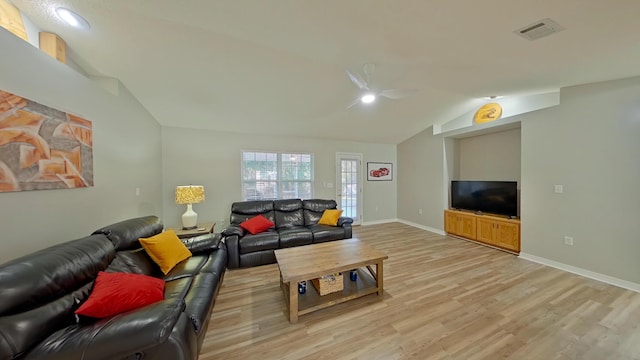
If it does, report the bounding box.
[554,185,564,193]
[375,206,379,212]
[418,208,423,215]
[564,236,574,246]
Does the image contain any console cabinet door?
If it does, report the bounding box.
[457,213,476,239]
[494,220,520,252]
[444,210,459,235]
[476,217,496,245]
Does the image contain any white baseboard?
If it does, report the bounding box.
[361,218,399,226]
[396,219,446,236]
[360,218,446,236]
[519,252,640,293]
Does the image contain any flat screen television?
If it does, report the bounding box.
[451,180,518,217]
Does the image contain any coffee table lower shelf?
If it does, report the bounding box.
[280,267,379,322]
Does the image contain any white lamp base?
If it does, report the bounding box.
[181,203,198,229]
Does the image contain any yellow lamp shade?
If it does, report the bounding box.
[175,185,205,204]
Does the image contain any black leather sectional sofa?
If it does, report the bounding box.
[0,216,226,360]
[222,199,353,268]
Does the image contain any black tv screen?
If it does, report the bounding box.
[451,180,518,217]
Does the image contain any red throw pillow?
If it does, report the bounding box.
[75,271,165,318]
[240,214,274,235]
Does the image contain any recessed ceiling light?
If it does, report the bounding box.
[55,7,90,29]
[361,94,376,104]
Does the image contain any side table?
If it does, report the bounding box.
[170,222,215,239]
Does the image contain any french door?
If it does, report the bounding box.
[336,153,362,225]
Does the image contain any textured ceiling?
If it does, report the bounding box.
[10,0,640,143]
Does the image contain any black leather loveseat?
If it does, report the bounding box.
[222,199,353,268]
[0,216,226,360]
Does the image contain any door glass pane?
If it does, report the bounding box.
[340,159,358,219]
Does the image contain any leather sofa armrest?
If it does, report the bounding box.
[338,217,354,227]
[221,225,245,237]
[224,234,240,269]
[181,233,221,254]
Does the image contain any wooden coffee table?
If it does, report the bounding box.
[274,238,388,323]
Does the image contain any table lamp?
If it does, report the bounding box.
[175,185,205,229]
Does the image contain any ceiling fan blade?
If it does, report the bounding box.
[345,69,369,90]
[346,97,361,110]
[379,89,418,99]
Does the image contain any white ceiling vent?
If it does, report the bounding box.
[514,18,565,41]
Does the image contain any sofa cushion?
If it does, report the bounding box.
[240,214,274,235]
[303,199,338,226]
[239,230,280,254]
[309,224,347,243]
[75,272,165,319]
[93,216,163,251]
[163,254,209,282]
[318,209,343,226]
[274,199,304,228]
[279,227,313,248]
[139,230,193,275]
[163,277,193,301]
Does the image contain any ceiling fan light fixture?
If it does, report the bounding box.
[361,93,376,104]
[56,7,90,29]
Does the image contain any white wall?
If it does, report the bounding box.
[161,127,397,229]
[520,76,640,283]
[397,126,447,230]
[0,29,163,262]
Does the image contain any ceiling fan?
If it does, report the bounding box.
[345,63,418,109]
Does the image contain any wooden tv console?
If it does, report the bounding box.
[444,209,520,253]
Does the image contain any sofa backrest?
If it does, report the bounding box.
[229,199,339,228]
[273,199,304,228]
[303,199,338,226]
[0,234,115,359]
[229,200,275,226]
[92,215,163,250]
[106,248,163,277]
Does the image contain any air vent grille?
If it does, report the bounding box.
[514,18,565,41]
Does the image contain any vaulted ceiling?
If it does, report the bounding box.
[11,0,640,143]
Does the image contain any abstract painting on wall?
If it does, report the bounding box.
[0,90,93,192]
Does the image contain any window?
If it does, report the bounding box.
[241,151,313,200]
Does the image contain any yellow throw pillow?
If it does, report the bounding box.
[317,209,343,226]
[139,229,192,275]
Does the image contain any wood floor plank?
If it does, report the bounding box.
[201,223,640,359]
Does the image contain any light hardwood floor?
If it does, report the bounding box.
[202,223,640,360]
